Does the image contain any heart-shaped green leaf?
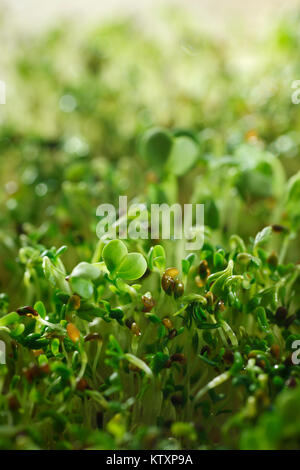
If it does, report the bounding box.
[139,127,173,174]
[103,240,147,280]
[102,239,128,274]
[167,136,199,176]
[117,253,147,281]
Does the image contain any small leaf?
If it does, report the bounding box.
[34,301,46,319]
[148,245,166,271]
[117,253,147,281]
[167,136,199,176]
[139,127,173,173]
[70,262,101,280]
[43,257,71,294]
[182,259,190,275]
[102,240,127,274]
[0,312,20,327]
[254,226,272,247]
[69,277,94,299]
[51,338,60,356]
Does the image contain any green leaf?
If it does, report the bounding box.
[139,127,173,173]
[43,257,71,294]
[11,323,25,337]
[151,352,169,375]
[103,240,147,280]
[182,259,190,276]
[167,136,199,176]
[146,313,161,324]
[34,301,46,319]
[70,262,102,280]
[199,354,219,367]
[148,245,166,271]
[0,312,20,327]
[117,253,147,281]
[171,422,196,441]
[51,338,60,356]
[69,277,94,299]
[254,226,272,247]
[102,239,128,273]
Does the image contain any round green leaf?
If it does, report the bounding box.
[167,136,199,176]
[69,277,94,299]
[139,127,173,173]
[102,240,128,273]
[117,253,147,281]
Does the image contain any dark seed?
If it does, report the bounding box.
[164,359,172,368]
[198,260,209,279]
[270,344,280,359]
[223,349,234,364]
[168,328,177,339]
[286,377,297,388]
[170,353,186,364]
[8,395,20,411]
[76,378,88,391]
[284,354,293,367]
[275,306,288,323]
[142,294,155,312]
[162,317,173,329]
[164,267,179,279]
[272,224,288,233]
[126,318,141,336]
[23,364,48,382]
[171,395,183,406]
[131,322,141,336]
[84,332,101,342]
[174,280,184,298]
[161,274,175,295]
[200,345,211,356]
[256,358,266,369]
[125,318,135,329]
[17,306,38,317]
[267,252,278,267]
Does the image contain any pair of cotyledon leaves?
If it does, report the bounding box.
[69,240,147,299]
[139,127,199,177]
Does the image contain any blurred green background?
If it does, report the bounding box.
[0,1,300,307]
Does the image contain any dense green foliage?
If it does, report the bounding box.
[0,11,300,450]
